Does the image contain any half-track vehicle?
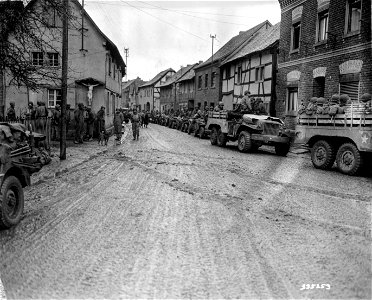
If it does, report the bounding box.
[295,102,372,175]
[206,111,294,156]
[0,123,50,228]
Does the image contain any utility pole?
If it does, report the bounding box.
[124,47,129,80]
[60,0,69,160]
[210,34,216,63]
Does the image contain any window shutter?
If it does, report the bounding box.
[340,81,359,101]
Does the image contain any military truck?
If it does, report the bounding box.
[0,123,49,228]
[206,111,293,155]
[295,102,372,175]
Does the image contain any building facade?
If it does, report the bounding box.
[277,0,371,128]
[159,64,196,112]
[121,77,145,109]
[176,64,199,111]
[138,68,175,112]
[193,21,272,109]
[220,23,280,113]
[2,0,125,128]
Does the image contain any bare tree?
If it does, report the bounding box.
[0,0,79,91]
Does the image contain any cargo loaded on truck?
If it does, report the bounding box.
[294,93,372,176]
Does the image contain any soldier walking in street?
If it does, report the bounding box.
[131,109,140,140]
[52,104,61,141]
[6,101,16,122]
[74,103,85,144]
[113,108,124,143]
[96,106,106,135]
[85,107,95,141]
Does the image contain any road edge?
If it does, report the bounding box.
[0,276,6,300]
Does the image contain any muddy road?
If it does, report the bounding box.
[1,124,371,299]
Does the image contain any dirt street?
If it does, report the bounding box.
[1,124,371,299]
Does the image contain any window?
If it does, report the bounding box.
[291,22,301,51]
[113,64,116,79]
[198,75,202,89]
[226,67,231,79]
[108,57,112,76]
[46,8,62,27]
[48,89,61,108]
[346,0,361,33]
[106,92,110,115]
[317,10,329,42]
[313,77,325,97]
[211,72,216,87]
[286,87,298,113]
[236,66,242,84]
[340,81,359,102]
[47,52,59,67]
[205,74,208,88]
[112,94,115,114]
[255,66,265,82]
[32,52,44,66]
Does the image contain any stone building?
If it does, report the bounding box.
[138,68,175,112]
[1,0,125,128]
[193,21,272,109]
[158,64,197,112]
[277,0,371,128]
[121,77,145,109]
[220,23,280,113]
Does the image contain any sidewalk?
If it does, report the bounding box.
[31,125,130,184]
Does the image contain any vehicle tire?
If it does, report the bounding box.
[237,131,252,152]
[275,143,291,157]
[193,126,199,137]
[217,128,227,147]
[336,143,362,176]
[183,124,188,132]
[0,176,24,229]
[210,127,218,145]
[199,127,205,139]
[188,124,193,135]
[311,140,336,169]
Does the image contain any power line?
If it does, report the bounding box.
[120,0,209,42]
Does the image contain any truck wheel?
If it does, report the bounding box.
[336,143,362,176]
[193,126,199,137]
[199,127,205,139]
[183,124,188,132]
[210,127,218,145]
[275,144,291,157]
[187,124,192,135]
[238,131,252,152]
[0,176,24,229]
[217,129,227,147]
[311,140,336,169]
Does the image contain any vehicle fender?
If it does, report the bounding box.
[3,166,30,188]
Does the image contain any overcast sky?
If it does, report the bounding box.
[83,0,281,82]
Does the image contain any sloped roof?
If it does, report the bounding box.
[140,68,175,88]
[160,64,196,87]
[122,79,136,90]
[195,20,272,69]
[176,66,197,83]
[25,0,126,71]
[222,22,280,66]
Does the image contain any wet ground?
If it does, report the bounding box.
[1,123,371,299]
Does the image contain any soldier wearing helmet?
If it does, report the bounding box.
[214,101,224,112]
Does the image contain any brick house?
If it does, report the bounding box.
[138,68,175,112]
[220,23,280,113]
[158,64,197,112]
[193,20,273,110]
[176,63,200,111]
[121,77,145,109]
[1,0,125,129]
[277,0,371,128]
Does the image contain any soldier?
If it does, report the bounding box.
[35,101,48,133]
[25,102,36,131]
[52,104,61,141]
[96,106,106,134]
[74,103,85,144]
[113,108,124,143]
[85,107,95,141]
[131,109,140,140]
[214,101,224,112]
[7,101,16,122]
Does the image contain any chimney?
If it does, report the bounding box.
[199,60,203,64]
